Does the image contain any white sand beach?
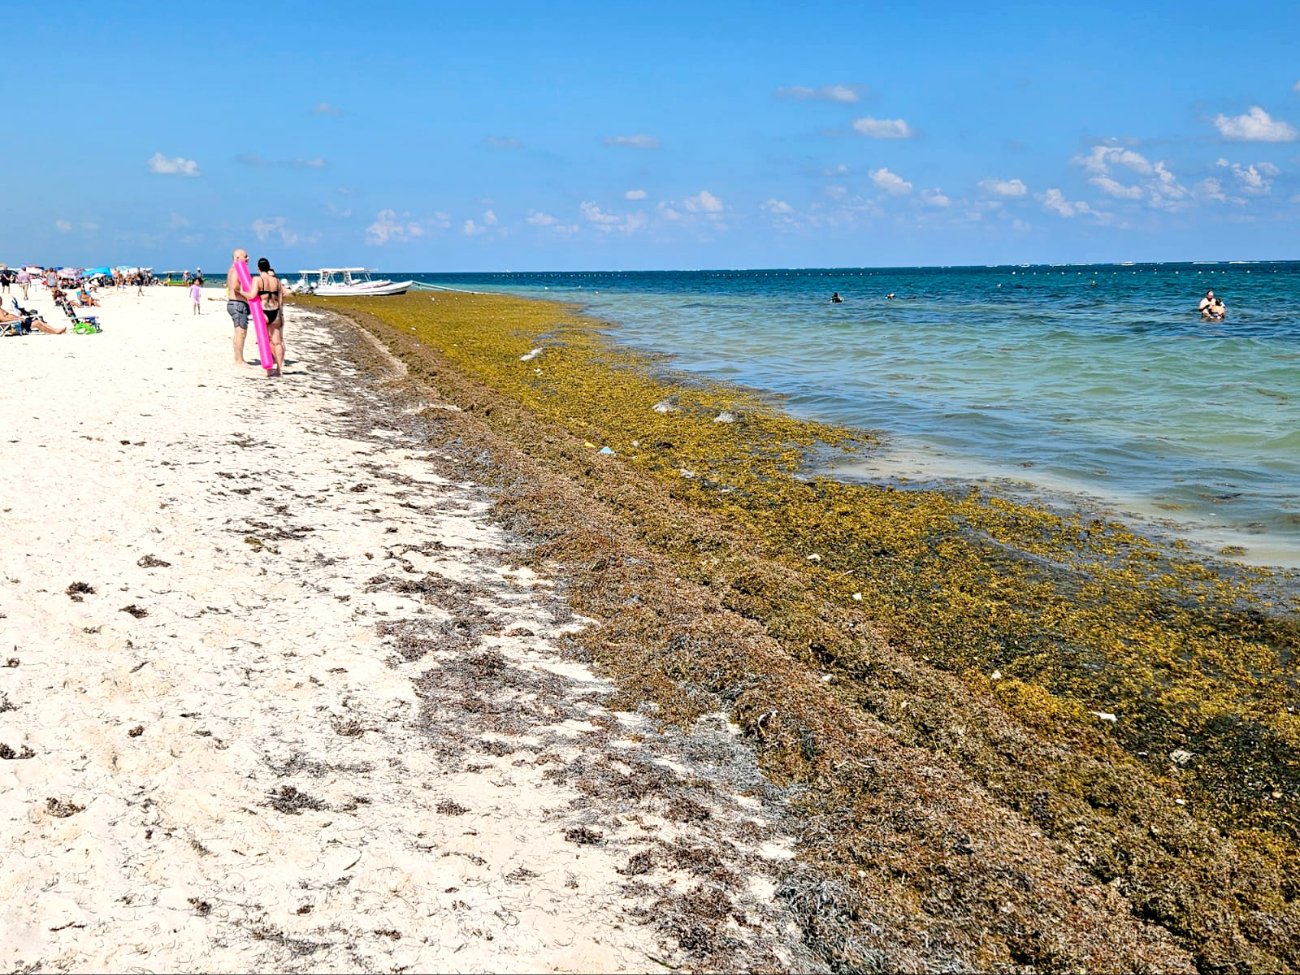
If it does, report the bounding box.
[0,287,802,972]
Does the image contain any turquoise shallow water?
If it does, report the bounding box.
[403,264,1300,567]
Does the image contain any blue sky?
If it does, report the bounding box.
[10,0,1300,270]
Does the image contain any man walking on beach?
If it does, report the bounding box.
[226,248,258,366]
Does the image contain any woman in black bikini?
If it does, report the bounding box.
[256,257,286,376]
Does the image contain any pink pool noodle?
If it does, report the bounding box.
[234,258,274,373]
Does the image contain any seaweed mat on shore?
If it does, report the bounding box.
[307,289,1300,973]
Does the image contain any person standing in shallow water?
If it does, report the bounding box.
[226,248,258,366]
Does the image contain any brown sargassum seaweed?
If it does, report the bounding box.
[304,290,1299,973]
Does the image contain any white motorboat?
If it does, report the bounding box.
[297,267,412,297]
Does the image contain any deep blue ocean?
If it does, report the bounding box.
[400,264,1300,568]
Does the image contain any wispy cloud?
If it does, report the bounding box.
[761,198,799,231]
[580,201,647,234]
[237,153,326,169]
[526,210,579,236]
[682,190,724,214]
[1042,188,1092,218]
[1073,145,1187,210]
[366,209,427,244]
[1213,106,1298,142]
[602,134,661,150]
[55,219,72,232]
[148,152,200,176]
[1076,145,1153,175]
[485,136,523,150]
[921,188,951,207]
[870,168,912,195]
[851,117,914,139]
[1218,158,1279,194]
[624,188,647,200]
[978,177,1027,197]
[776,83,864,103]
[251,216,317,248]
[1090,175,1144,199]
[312,102,342,116]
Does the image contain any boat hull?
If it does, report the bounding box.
[313,279,412,297]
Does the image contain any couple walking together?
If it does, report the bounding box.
[226,248,286,375]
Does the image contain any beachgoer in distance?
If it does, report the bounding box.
[0,269,11,294]
[830,291,843,303]
[16,268,30,300]
[256,257,286,376]
[1198,290,1215,315]
[226,248,259,366]
[189,277,203,315]
[886,292,896,299]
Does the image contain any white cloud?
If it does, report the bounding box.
[624,188,647,200]
[823,163,850,177]
[580,201,621,226]
[366,209,427,244]
[762,198,794,215]
[312,102,342,116]
[462,219,486,237]
[1196,177,1232,203]
[921,188,951,207]
[148,152,200,176]
[602,134,661,150]
[483,209,498,226]
[525,211,578,235]
[656,202,682,221]
[776,83,864,103]
[1217,158,1279,194]
[237,153,326,169]
[683,190,724,213]
[1213,106,1298,142]
[1042,188,1091,218]
[1072,145,1187,211]
[1294,80,1300,93]
[580,201,647,234]
[1090,175,1144,199]
[485,136,522,150]
[851,116,914,139]
[870,168,912,195]
[251,216,315,247]
[978,177,1027,197]
[1076,146,1153,176]
[55,219,72,232]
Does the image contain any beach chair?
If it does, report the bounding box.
[58,300,101,334]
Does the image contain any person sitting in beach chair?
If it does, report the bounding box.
[0,306,66,335]
[55,298,101,333]
[77,286,100,307]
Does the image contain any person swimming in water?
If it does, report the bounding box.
[830,292,843,303]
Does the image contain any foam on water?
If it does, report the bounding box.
[406,264,1300,567]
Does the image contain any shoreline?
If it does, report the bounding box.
[311,287,1298,971]
[420,266,1300,571]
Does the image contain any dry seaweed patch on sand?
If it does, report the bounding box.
[308,289,1300,971]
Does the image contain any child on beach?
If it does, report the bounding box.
[189,278,203,315]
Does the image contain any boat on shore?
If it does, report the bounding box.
[295,268,412,297]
